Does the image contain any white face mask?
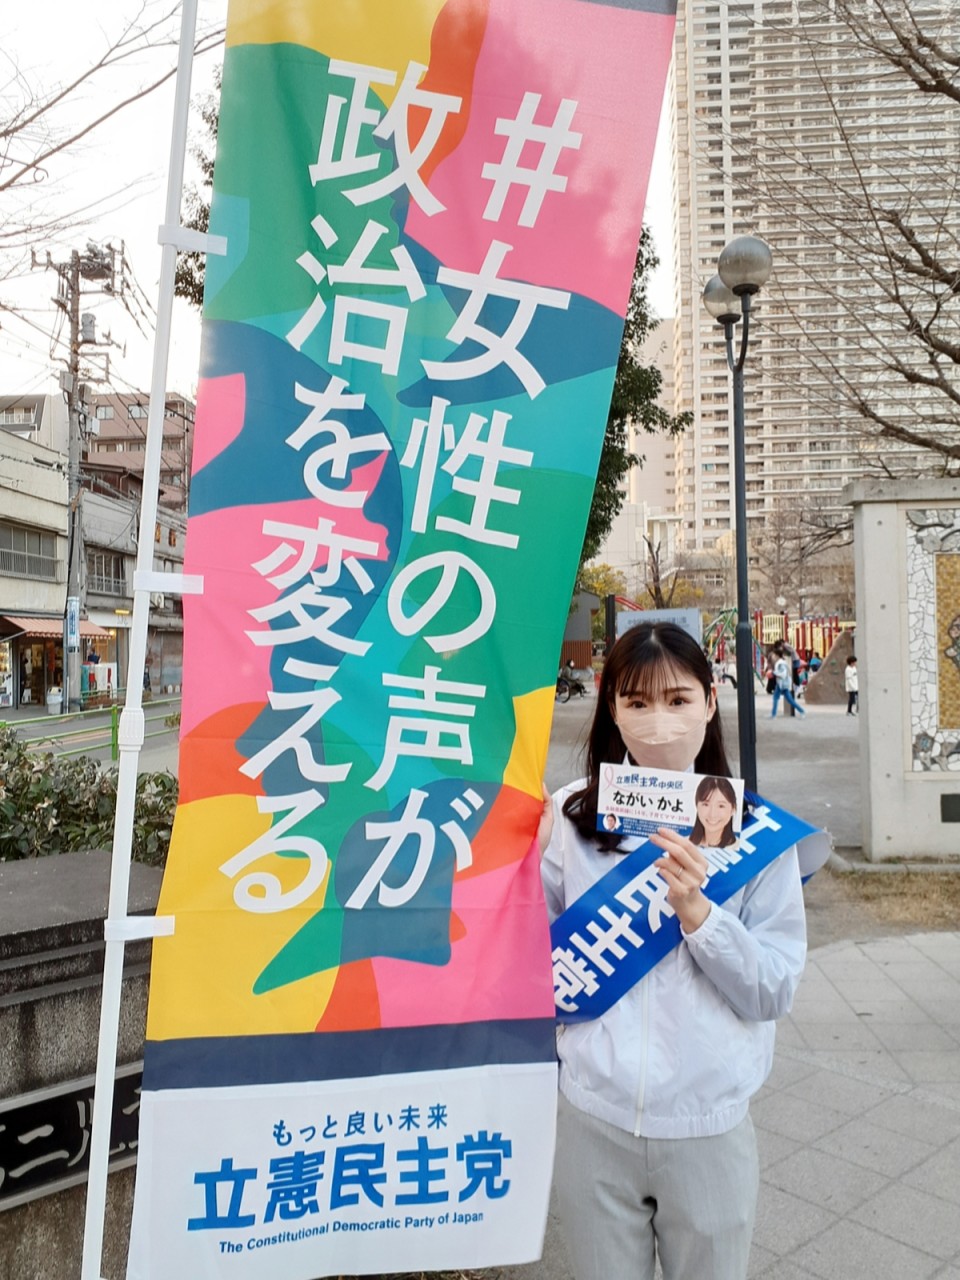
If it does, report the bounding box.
[614,705,710,772]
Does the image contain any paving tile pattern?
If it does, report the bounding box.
[750,933,960,1279]
[499,932,960,1280]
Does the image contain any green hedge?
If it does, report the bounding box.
[0,725,176,865]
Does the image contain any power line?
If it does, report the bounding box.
[0,328,57,365]
[0,439,67,476]
[0,303,71,355]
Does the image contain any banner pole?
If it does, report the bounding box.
[80,2,201,1276]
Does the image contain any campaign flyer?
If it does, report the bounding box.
[597,766,744,845]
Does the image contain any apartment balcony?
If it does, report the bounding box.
[87,574,128,597]
[0,549,63,582]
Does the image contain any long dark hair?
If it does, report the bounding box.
[563,622,732,852]
[688,775,738,848]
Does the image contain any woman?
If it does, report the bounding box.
[538,621,806,1280]
[770,644,805,718]
[689,774,738,848]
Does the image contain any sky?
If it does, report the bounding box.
[0,0,674,403]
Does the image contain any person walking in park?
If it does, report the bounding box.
[845,655,859,715]
[537,622,807,1280]
[770,644,805,718]
[712,653,737,689]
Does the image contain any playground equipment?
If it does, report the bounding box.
[703,607,766,683]
[752,611,851,661]
[703,609,853,681]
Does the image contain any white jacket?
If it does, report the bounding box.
[541,781,807,1140]
[774,656,792,690]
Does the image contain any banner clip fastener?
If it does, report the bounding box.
[104,916,176,943]
[158,224,228,256]
[117,708,145,751]
[133,570,204,596]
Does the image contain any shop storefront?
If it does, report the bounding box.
[86,609,131,697]
[0,636,13,709]
[0,614,110,709]
[145,624,184,694]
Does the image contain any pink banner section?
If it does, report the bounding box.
[182,459,389,739]
[406,0,675,313]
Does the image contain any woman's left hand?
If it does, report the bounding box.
[537,784,554,855]
[650,827,711,934]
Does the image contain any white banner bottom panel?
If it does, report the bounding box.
[127,1061,558,1279]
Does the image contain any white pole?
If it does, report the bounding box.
[80,2,200,1276]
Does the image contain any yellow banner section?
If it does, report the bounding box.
[503,685,554,799]
[147,794,338,1041]
[225,0,450,106]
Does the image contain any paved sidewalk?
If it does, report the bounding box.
[501,686,960,1279]
[500,934,960,1280]
[749,931,960,1279]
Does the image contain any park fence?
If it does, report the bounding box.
[1,695,181,762]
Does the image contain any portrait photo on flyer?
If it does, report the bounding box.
[597,765,745,847]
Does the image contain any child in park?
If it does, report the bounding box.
[538,622,807,1280]
[845,655,859,715]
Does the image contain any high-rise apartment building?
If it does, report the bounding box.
[668,0,957,593]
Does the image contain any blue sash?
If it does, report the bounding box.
[550,796,820,1024]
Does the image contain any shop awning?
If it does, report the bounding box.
[0,614,110,640]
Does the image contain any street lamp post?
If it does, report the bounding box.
[703,235,773,794]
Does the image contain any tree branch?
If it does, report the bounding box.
[1,24,224,195]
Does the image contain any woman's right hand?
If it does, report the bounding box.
[537,784,554,855]
[650,826,711,933]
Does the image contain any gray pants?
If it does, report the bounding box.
[555,1093,759,1280]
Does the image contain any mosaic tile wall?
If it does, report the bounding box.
[937,553,960,730]
[906,509,960,770]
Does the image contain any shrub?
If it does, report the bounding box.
[0,725,177,865]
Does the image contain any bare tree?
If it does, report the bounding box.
[752,504,807,605]
[751,499,859,616]
[0,4,223,277]
[642,536,703,610]
[674,0,958,492]
[724,0,960,472]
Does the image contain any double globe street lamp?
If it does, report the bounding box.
[702,235,773,794]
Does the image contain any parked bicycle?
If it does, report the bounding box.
[556,663,588,702]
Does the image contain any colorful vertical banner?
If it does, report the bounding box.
[127,1,676,1275]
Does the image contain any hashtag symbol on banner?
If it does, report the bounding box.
[482,93,582,229]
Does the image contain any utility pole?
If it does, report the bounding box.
[37,243,121,710]
[64,251,82,711]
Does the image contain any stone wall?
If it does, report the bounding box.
[0,850,161,1279]
[847,478,960,859]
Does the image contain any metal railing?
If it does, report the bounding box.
[1,695,181,761]
[81,685,125,711]
[86,574,128,595]
[0,548,61,580]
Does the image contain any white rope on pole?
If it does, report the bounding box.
[80,2,201,1276]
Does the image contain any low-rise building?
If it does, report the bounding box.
[88,391,194,510]
[0,426,108,709]
[0,386,189,710]
[81,461,186,697]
